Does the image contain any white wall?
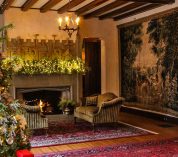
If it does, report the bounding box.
[4,8,76,41]
[80,18,120,96]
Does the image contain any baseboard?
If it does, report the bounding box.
[121,105,178,124]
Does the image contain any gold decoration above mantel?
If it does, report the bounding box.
[5,37,76,60]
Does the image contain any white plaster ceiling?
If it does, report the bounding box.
[99,2,134,16]
[30,0,49,8]
[52,0,70,10]
[70,0,94,11]
[11,0,26,7]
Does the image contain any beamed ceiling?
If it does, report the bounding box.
[0,0,175,20]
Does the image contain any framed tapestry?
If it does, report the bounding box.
[120,10,178,117]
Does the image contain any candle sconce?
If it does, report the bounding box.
[58,16,80,38]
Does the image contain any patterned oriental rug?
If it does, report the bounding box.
[30,115,154,148]
[35,137,178,157]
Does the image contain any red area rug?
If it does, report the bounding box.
[30,115,154,148]
[35,138,178,157]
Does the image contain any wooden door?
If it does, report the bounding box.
[82,38,101,97]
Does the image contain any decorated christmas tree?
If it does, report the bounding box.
[0,25,30,157]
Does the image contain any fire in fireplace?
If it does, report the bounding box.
[38,99,53,113]
[16,86,71,114]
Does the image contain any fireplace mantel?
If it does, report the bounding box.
[10,74,82,102]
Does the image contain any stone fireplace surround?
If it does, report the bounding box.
[10,74,82,103]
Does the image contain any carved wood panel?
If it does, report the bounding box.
[6,38,76,59]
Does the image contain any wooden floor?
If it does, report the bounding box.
[31,111,178,155]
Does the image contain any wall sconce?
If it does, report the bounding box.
[58,15,80,38]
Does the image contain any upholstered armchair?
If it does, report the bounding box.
[74,92,125,129]
[22,104,48,130]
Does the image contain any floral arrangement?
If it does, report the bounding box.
[1,56,88,75]
[58,98,76,110]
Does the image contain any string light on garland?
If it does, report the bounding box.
[1,56,88,75]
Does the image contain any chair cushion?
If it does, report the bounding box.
[97,93,117,107]
[86,96,98,106]
[75,106,99,116]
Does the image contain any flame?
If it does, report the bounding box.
[39,100,44,112]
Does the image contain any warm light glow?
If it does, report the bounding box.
[82,49,85,61]
[58,17,62,27]
[57,14,80,38]
[39,100,43,112]
[65,16,69,26]
[75,17,80,25]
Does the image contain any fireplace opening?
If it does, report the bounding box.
[16,86,71,114]
[23,90,61,114]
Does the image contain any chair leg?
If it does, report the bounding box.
[92,123,95,132]
[45,127,48,136]
[115,122,118,127]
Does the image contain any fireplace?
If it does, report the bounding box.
[10,74,82,114]
[16,86,71,114]
[11,74,82,100]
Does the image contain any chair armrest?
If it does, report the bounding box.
[22,104,41,113]
[101,97,125,108]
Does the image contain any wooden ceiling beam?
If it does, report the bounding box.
[116,0,174,4]
[99,2,146,20]
[84,1,128,19]
[114,3,163,20]
[40,0,63,13]
[76,0,108,16]
[21,0,39,11]
[0,0,14,13]
[57,0,86,14]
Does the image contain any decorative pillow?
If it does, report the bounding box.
[22,104,41,113]
[97,93,117,107]
[86,96,98,106]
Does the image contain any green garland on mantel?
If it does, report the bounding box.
[1,56,88,75]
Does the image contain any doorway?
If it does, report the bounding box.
[82,38,101,97]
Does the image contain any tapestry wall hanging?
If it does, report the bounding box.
[120,11,178,117]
